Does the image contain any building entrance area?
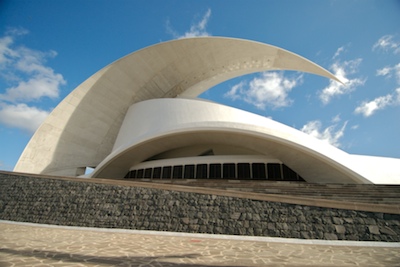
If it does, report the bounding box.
[125,162,305,181]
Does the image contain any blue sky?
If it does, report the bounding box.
[0,0,399,171]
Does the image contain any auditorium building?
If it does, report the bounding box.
[14,37,400,184]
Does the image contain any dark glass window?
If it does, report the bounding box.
[237,163,251,179]
[144,168,152,178]
[130,170,137,178]
[282,164,298,181]
[196,164,208,179]
[267,163,282,180]
[137,169,144,178]
[209,164,221,178]
[162,166,172,179]
[223,163,236,179]
[184,165,195,178]
[153,167,161,179]
[252,163,266,179]
[172,165,183,178]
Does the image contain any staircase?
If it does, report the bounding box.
[126,179,400,205]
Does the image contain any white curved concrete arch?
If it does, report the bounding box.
[91,98,370,184]
[14,37,340,176]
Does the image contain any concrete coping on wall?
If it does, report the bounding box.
[1,171,399,215]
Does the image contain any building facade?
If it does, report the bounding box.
[14,37,400,184]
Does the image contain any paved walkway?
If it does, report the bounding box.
[1,221,400,267]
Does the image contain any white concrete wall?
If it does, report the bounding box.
[348,155,400,184]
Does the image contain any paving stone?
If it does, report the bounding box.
[368,225,380,235]
[364,217,377,225]
[379,226,397,235]
[1,222,400,267]
[301,231,310,239]
[324,233,338,240]
[335,225,346,234]
[333,217,344,225]
[343,217,354,224]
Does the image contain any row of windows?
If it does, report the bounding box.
[124,163,304,181]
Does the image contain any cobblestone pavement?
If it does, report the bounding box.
[1,221,400,267]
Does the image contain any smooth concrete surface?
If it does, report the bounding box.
[93,98,371,184]
[1,220,399,267]
[14,37,340,177]
[348,155,400,185]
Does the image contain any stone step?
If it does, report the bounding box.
[129,179,400,205]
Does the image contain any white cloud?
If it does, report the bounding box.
[354,88,400,117]
[1,73,63,102]
[376,63,400,84]
[300,120,347,148]
[5,27,29,37]
[376,66,392,77]
[0,159,11,171]
[333,46,346,59]
[224,72,302,109]
[0,43,65,102]
[372,35,400,54]
[331,114,341,123]
[0,28,65,132]
[0,28,28,65]
[396,88,400,102]
[0,36,14,65]
[224,81,245,101]
[0,103,49,132]
[318,59,365,104]
[393,64,400,83]
[167,9,212,39]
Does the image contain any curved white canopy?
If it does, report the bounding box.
[15,37,341,176]
[92,98,370,184]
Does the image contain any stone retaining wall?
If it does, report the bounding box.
[0,173,399,241]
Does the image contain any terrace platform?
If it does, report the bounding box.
[1,220,400,267]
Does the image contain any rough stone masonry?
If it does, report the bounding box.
[0,173,399,241]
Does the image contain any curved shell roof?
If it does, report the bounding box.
[92,98,369,184]
[14,37,341,176]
